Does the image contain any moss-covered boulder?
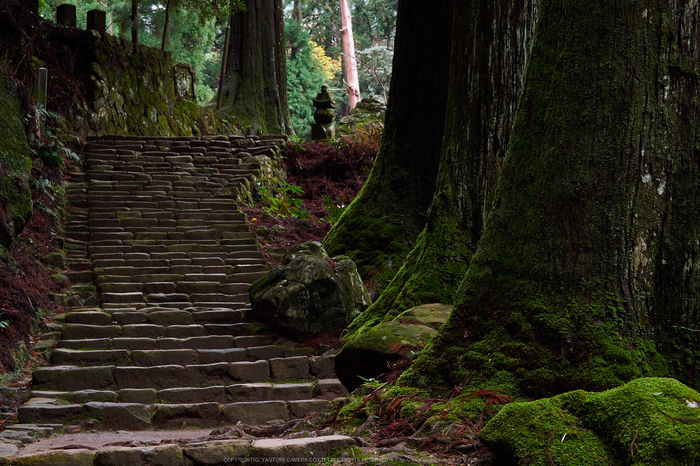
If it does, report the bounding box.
[336,97,386,138]
[335,303,452,392]
[249,241,371,341]
[0,72,32,260]
[480,378,700,465]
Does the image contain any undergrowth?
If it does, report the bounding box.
[315,358,509,463]
[243,129,379,264]
[0,101,76,380]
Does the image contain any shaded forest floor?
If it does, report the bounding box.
[243,133,378,266]
[0,160,67,424]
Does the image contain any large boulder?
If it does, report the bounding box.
[336,97,386,138]
[250,242,371,341]
[480,377,700,465]
[334,303,452,392]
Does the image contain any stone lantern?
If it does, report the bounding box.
[311,85,336,140]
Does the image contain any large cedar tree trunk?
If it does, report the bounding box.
[405,0,700,396]
[342,0,541,338]
[323,0,454,296]
[219,0,293,135]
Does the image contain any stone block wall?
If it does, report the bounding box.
[82,32,240,138]
[0,0,240,139]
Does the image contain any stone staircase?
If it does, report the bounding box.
[15,135,349,437]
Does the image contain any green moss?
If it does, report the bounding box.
[480,378,700,465]
[323,190,416,297]
[480,390,615,465]
[0,71,33,259]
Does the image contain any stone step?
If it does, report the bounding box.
[54,323,260,350]
[62,308,249,327]
[54,327,307,353]
[18,395,341,430]
[5,435,356,465]
[33,379,344,407]
[15,136,329,441]
[32,357,322,391]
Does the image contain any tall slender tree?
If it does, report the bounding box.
[339,0,360,108]
[131,0,139,44]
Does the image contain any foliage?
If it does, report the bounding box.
[286,18,335,139]
[0,341,30,384]
[40,0,236,106]
[284,0,397,105]
[312,41,341,81]
[356,41,393,99]
[288,0,396,56]
[257,180,311,221]
[243,137,376,264]
[27,106,80,171]
[322,195,346,224]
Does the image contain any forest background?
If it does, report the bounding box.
[37,0,396,138]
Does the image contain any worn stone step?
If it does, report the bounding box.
[17,398,340,432]
[50,349,129,365]
[191,308,245,323]
[7,435,357,464]
[33,356,317,392]
[63,311,112,326]
[101,292,145,304]
[31,379,341,407]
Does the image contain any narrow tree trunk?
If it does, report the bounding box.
[130,0,138,45]
[220,0,293,135]
[323,0,454,297]
[343,0,540,337]
[293,0,302,23]
[161,0,173,51]
[406,0,700,396]
[339,0,360,108]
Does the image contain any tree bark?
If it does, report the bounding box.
[130,0,139,45]
[219,0,293,135]
[340,0,360,108]
[323,0,454,297]
[405,0,700,396]
[342,0,540,338]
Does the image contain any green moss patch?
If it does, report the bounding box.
[480,378,700,465]
[0,71,32,259]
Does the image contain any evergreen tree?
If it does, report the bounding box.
[219,0,293,135]
[337,0,700,399]
[286,18,339,138]
[323,0,454,297]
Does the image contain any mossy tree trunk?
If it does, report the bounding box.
[405,0,700,396]
[219,0,293,135]
[342,0,541,338]
[323,0,454,296]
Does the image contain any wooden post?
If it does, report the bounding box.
[340,0,360,108]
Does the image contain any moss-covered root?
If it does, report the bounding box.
[480,378,700,466]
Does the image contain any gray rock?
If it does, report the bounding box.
[250,242,371,341]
